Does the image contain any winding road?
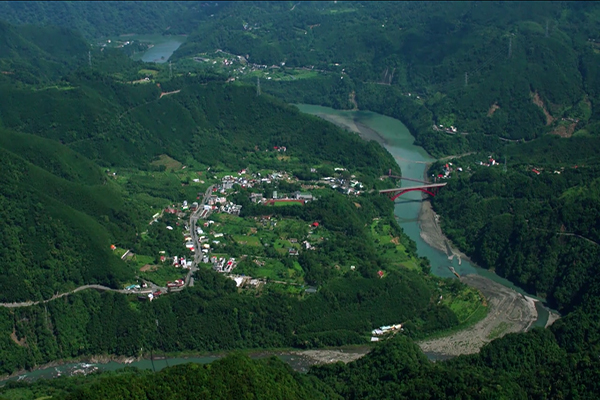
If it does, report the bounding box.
[0,185,216,309]
[0,285,133,308]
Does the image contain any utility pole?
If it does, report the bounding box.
[464,72,468,87]
[503,156,507,173]
[88,50,92,68]
[169,61,173,79]
[508,37,512,59]
[256,77,261,96]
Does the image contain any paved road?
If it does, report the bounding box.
[0,185,217,308]
[184,184,215,285]
[0,285,137,308]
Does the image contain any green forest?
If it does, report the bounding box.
[430,136,600,312]
[2,324,600,399]
[1,2,600,399]
[166,1,600,157]
[0,16,478,380]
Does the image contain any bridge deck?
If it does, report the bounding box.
[379,182,447,194]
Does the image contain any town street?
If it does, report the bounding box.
[177,184,215,289]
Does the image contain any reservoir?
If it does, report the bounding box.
[140,37,185,64]
[114,34,186,63]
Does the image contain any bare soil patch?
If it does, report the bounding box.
[531,92,555,125]
[487,103,500,117]
[292,348,368,365]
[550,122,577,138]
[140,264,157,272]
[10,328,27,347]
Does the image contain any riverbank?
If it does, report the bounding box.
[301,105,563,357]
[418,200,468,262]
[417,190,544,355]
[312,112,390,145]
[0,346,374,383]
[417,274,538,356]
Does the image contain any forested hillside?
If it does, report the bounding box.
[0,1,222,37]
[0,20,89,84]
[429,137,600,312]
[2,5,600,399]
[5,1,600,156]
[170,1,600,157]
[0,18,483,378]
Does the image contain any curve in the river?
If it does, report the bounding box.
[294,105,556,329]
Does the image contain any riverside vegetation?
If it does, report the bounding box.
[0,20,478,378]
[1,2,600,398]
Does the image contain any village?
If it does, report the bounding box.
[431,152,570,182]
[110,157,374,301]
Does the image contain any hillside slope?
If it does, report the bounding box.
[0,1,224,37]
[171,1,600,156]
[0,129,135,303]
[0,20,88,84]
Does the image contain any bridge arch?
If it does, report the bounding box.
[390,187,436,201]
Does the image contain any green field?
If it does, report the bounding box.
[138,263,187,287]
[370,219,419,270]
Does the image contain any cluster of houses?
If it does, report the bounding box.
[205,195,243,215]
[371,323,403,341]
[321,176,364,195]
[167,279,185,288]
[219,170,292,191]
[211,256,237,273]
[434,162,463,180]
[439,124,459,134]
[478,156,500,167]
[172,256,193,269]
[229,275,263,288]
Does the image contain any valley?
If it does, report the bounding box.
[1,2,600,398]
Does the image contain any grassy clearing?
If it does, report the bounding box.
[138,263,186,287]
[442,285,487,324]
[420,300,488,341]
[417,282,489,341]
[273,201,303,207]
[233,235,261,246]
[151,154,183,170]
[32,85,77,92]
[370,219,418,270]
[139,68,159,77]
[112,247,129,258]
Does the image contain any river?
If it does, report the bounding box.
[293,105,555,323]
[3,104,554,383]
[2,354,317,383]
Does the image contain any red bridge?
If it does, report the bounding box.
[379,183,447,201]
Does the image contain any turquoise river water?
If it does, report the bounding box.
[3,105,552,383]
